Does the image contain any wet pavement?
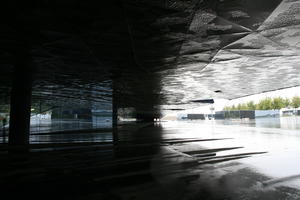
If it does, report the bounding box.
[156,119,300,199]
[1,118,300,199]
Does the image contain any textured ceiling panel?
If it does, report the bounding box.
[158,0,300,109]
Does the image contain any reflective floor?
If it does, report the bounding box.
[161,118,300,189]
[1,118,300,199]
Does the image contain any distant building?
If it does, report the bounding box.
[215,112,225,120]
[216,110,255,119]
[52,108,92,120]
[280,108,300,116]
[255,110,280,118]
[187,108,300,120]
[187,114,205,120]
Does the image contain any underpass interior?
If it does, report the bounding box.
[1,0,300,199]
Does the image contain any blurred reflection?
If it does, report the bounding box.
[161,118,300,188]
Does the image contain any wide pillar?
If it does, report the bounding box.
[136,112,155,122]
[8,55,33,146]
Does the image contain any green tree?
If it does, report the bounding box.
[223,96,300,111]
[291,96,300,108]
[283,98,290,108]
[231,105,236,111]
[246,101,256,110]
[272,97,285,109]
[223,106,232,111]
[257,98,273,110]
[240,103,248,110]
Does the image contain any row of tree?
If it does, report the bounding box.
[224,96,300,111]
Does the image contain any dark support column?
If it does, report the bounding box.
[136,112,155,123]
[8,55,33,146]
[112,82,119,145]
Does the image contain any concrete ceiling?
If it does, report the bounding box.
[0,0,299,114]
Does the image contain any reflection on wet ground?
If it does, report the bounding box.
[0,118,112,144]
[30,119,112,134]
[1,119,300,199]
[29,132,113,144]
[217,116,300,130]
[159,120,300,197]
